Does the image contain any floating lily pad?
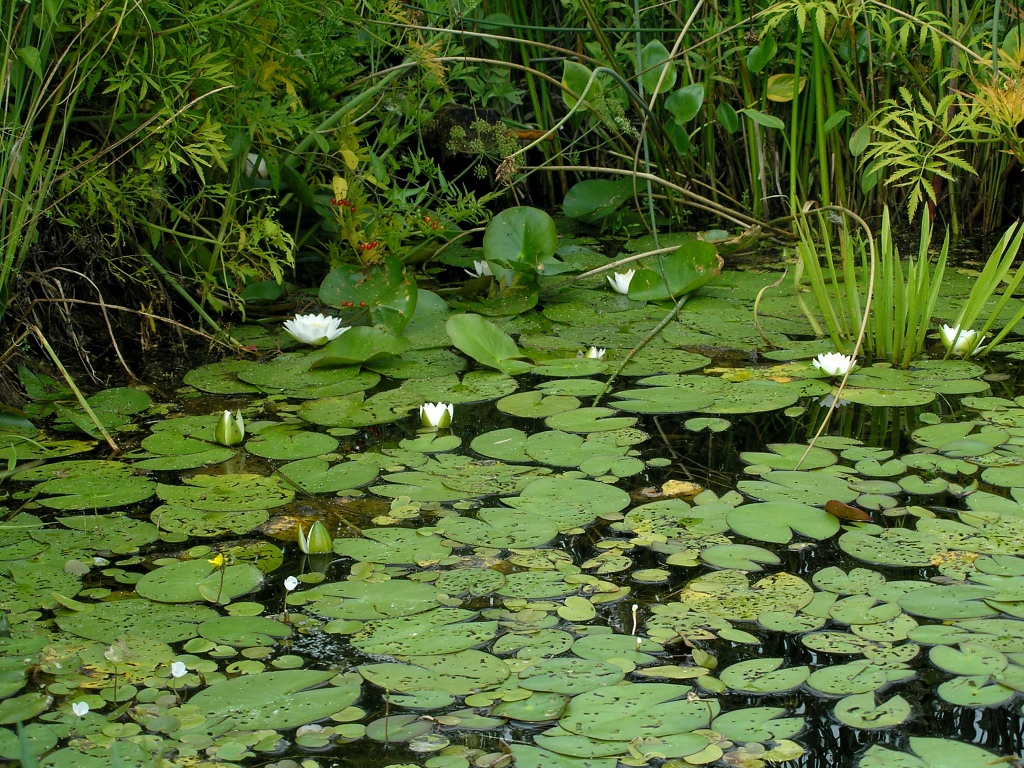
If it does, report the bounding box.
[727,501,840,543]
[183,359,262,394]
[518,659,626,695]
[55,599,217,643]
[559,682,718,740]
[190,670,361,730]
[711,707,803,742]
[334,528,452,565]
[719,658,809,693]
[360,650,510,695]
[244,429,339,460]
[156,474,293,511]
[135,558,264,604]
[352,608,497,655]
[834,692,911,728]
[278,457,379,494]
[436,508,558,548]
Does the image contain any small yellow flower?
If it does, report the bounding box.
[208,554,225,568]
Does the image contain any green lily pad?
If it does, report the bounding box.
[737,470,857,506]
[277,457,379,494]
[360,650,510,695]
[135,558,264,604]
[806,660,891,695]
[244,429,339,460]
[740,443,837,470]
[55,599,217,643]
[937,675,1015,706]
[518,658,626,695]
[700,543,780,570]
[183,359,262,394]
[833,692,911,728]
[352,608,497,655]
[306,579,443,620]
[156,474,293,511]
[509,743,618,768]
[544,407,637,433]
[334,528,452,565]
[497,391,581,418]
[436,508,558,548]
[20,459,156,510]
[151,504,269,537]
[727,501,840,543]
[559,682,718,740]
[718,658,809,693]
[930,642,1008,676]
[711,707,803,741]
[190,670,361,730]
[505,477,630,529]
[492,692,569,722]
[898,585,999,620]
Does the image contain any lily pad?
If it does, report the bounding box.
[190,670,361,730]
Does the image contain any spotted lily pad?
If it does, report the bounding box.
[156,474,294,511]
[719,658,809,693]
[558,682,719,740]
[189,670,361,730]
[436,508,558,548]
[833,692,911,728]
[55,599,217,643]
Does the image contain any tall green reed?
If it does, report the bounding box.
[796,207,948,367]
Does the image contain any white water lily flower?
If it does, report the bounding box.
[607,269,635,294]
[812,352,855,377]
[214,410,245,447]
[284,576,299,592]
[245,152,268,179]
[420,402,453,429]
[466,260,493,278]
[170,662,187,679]
[940,324,985,356]
[283,314,350,346]
[71,701,89,717]
[585,346,606,359]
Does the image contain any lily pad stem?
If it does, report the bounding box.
[29,325,119,452]
[592,293,690,407]
[796,203,875,469]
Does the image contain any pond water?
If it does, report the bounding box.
[4,268,1024,768]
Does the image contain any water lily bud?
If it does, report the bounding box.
[283,314,351,346]
[419,402,453,429]
[284,576,299,592]
[585,346,606,359]
[298,521,333,554]
[215,410,245,447]
[940,324,984,356]
[606,270,635,295]
[71,701,89,717]
[170,662,187,679]
[811,352,855,378]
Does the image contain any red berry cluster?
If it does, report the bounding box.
[359,241,379,251]
[423,214,439,231]
[331,198,356,211]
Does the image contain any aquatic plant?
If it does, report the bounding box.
[283,314,351,346]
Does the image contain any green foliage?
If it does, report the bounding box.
[796,208,946,366]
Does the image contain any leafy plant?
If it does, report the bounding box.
[796,207,947,367]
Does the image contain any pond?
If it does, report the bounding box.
[3,265,1024,768]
